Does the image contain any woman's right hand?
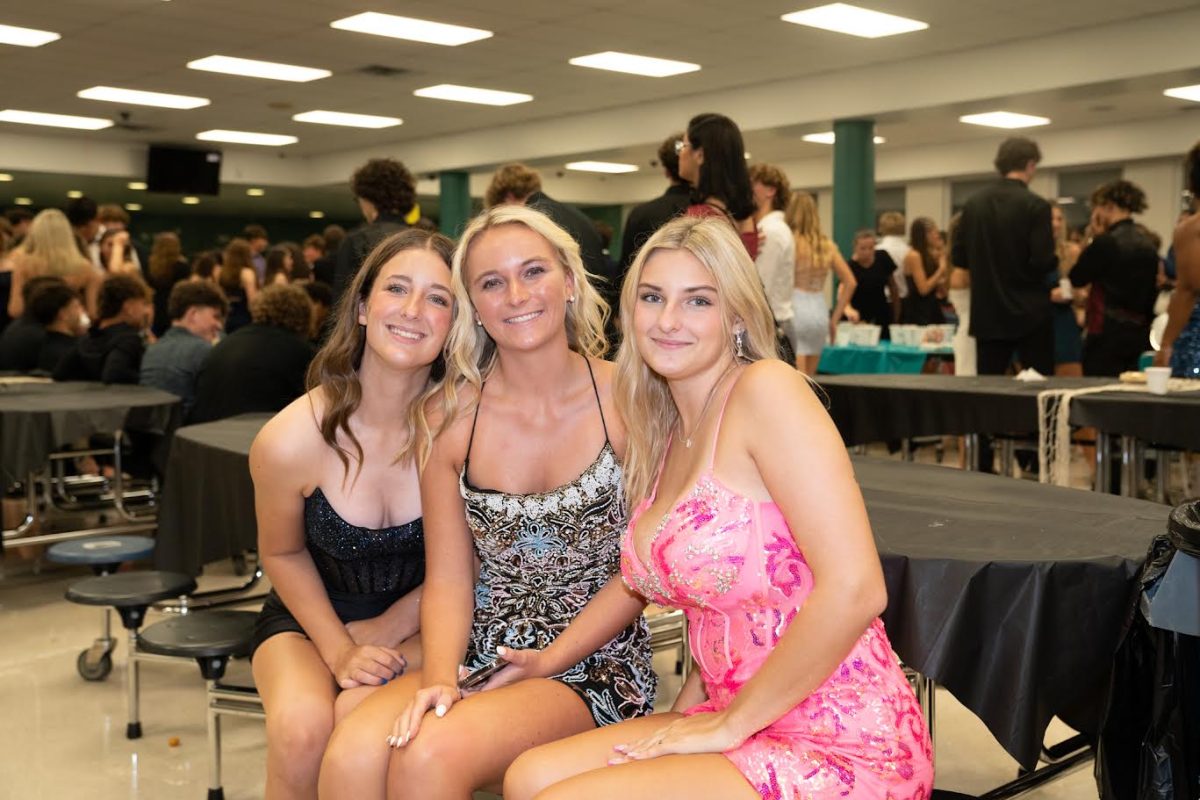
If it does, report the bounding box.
[328,642,406,690]
[387,682,461,748]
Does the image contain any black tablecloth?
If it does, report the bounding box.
[0,382,181,482]
[855,456,1165,770]
[1072,390,1200,450]
[154,414,271,577]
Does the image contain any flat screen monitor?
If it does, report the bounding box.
[146,145,222,195]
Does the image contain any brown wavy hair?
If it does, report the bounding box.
[306,228,458,478]
[219,238,255,293]
[148,232,183,285]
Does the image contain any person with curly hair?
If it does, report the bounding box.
[189,283,316,423]
[333,158,417,306]
[1070,179,1160,376]
[53,273,152,384]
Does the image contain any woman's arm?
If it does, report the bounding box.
[670,666,708,713]
[1156,219,1200,366]
[905,251,944,296]
[7,263,24,318]
[345,586,423,649]
[829,249,858,336]
[241,268,259,303]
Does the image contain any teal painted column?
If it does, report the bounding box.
[439,171,470,239]
[831,119,876,259]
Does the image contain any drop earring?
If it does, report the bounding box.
[734,329,745,360]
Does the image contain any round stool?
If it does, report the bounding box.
[65,570,197,738]
[48,536,157,681]
[140,611,257,800]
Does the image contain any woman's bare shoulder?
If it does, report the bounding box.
[250,390,325,468]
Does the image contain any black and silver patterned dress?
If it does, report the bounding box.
[459,359,656,726]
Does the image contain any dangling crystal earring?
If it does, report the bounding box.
[734,329,745,360]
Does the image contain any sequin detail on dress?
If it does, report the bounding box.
[621,381,933,799]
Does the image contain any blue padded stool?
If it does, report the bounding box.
[48,535,156,682]
[65,570,197,738]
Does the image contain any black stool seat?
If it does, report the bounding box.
[139,610,256,661]
[66,571,196,608]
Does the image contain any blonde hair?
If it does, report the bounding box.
[1050,201,1076,275]
[785,191,834,266]
[13,209,91,279]
[614,216,778,503]
[443,205,609,406]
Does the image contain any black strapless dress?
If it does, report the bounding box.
[250,487,424,657]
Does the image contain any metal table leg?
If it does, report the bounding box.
[1119,435,1136,497]
[1095,433,1110,493]
[964,434,979,472]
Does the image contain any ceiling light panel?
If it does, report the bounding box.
[0,109,113,130]
[330,12,492,46]
[196,129,298,146]
[0,173,12,181]
[78,86,210,109]
[181,196,200,205]
[124,203,142,211]
[413,84,532,106]
[14,197,32,205]
[959,111,1050,129]
[0,23,60,47]
[309,211,325,219]
[293,110,402,128]
[246,188,265,196]
[127,181,147,190]
[802,131,886,144]
[565,161,639,174]
[1164,84,1200,103]
[568,52,700,77]
[781,4,928,38]
[187,55,330,82]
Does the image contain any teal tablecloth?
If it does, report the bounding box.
[818,342,954,375]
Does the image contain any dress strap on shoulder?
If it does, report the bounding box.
[464,383,485,465]
[582,356,610,445]
[708,366,747,467]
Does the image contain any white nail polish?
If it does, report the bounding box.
[435,704,446,717]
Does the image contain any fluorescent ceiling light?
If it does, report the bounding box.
[187,55,330,83]
[66,190,83,199]
[127,181,147,190]
[801,131,886,144]
[0,24,60,47]
[181,196,200,205]
[14,197,32,205]
[413,84,532,106]
[124,203,142,211]
[1164,84,1200,103]
[292,110,402,129]
[0,109,113,130]
[196,129,297,146]
[0,173,12,182]
[330,12,492,46]
[1055,197,1076,205]
[246,188,265,196]
[78,86,209,109]
[781,4,928,38]
[565,161,639,174]
[309,210,325,219]
[568,51,699,78]
[959,111,1050,129]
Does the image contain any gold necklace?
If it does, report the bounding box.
[681,363,736,449]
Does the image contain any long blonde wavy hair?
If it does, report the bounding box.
[785,191,835,266]
[442,205,609,407]
[614,216,779,504]
[12,209,92,278]
[306,228,458,477]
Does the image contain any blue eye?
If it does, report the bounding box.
[481,277,501,290]
[429,294,450,307]
[525,265,545,278]
[687,296,712,307]
[639,292,662,303]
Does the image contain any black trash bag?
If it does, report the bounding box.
[1095,529,1200,800]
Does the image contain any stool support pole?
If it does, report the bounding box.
[126,629,141,739]
[207,679,224,800]
[1120,435,1136,497]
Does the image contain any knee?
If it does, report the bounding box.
[321,711,387,783]
[385,724,467,795]
[503,747,556,800]
[265,702,333,776]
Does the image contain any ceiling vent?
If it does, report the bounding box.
[356,64,410,78]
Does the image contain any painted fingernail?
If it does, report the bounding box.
[496,646,506,654]
[435,704,446,717]
[381,678,388,685]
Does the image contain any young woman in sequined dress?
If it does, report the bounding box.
[1157,140,1200,377]
[319,205,655,799]
[249,229,459,799]
[505,216,933,800]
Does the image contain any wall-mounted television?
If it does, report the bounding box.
[146,145,222,195]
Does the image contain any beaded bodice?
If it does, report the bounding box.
[303,488,424,596]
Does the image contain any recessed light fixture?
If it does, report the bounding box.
[0,23,60,47]
[77,86,210,109]
[330,12,492,46]
[187,55,330,83]
[292,110,402,129]
[413,84,532,106]
[0,109,113,130]
[1054,197,1076,205]
[565,161,639,174]
[127,181,147,191]
[0,173,12,182]
[1164,84,1200,103]
[181,196,200,205]
[14,197,32,205]
[66,190,83,199]
[246,188,265,197]
[959,111,1050,129]
[801,131,886,144]
[781,4,928,38]
[124,203,142,211]
[568,51,700,78]
[309,210,325,219]
[196,129,298,146]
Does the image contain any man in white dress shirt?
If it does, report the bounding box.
[878,211,910,300]
[749,163,796,347]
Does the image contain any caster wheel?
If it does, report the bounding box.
[77,649,113,681]
[126,721,142,740]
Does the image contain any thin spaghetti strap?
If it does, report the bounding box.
[463,384,485,465]
[582,356,611,445]
[707,367,746,468]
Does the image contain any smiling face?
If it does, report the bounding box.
[633,248,736,381]
[357,247,454,372]
[465,224,574,355]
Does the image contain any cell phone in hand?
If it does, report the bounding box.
[458,659,506,691]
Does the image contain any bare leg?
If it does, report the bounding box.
[801,354,821,376]
[1055,362,1082,377]
[505,713,757,800]
[252,633,338,800]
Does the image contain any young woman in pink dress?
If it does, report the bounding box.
[504,215,933,800]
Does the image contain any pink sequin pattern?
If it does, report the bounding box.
[623,473,933,799]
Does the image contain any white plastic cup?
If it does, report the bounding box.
[1145,366,1171,395]
[1058,277,1073,301]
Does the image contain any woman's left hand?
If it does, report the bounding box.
[469,645,551,693]
[609,711,746,764]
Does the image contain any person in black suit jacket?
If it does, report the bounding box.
[54,273,152,384]
[332,159,413,309]
[618,133,692,273]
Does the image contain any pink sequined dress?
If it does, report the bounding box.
[621,384,933,799]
